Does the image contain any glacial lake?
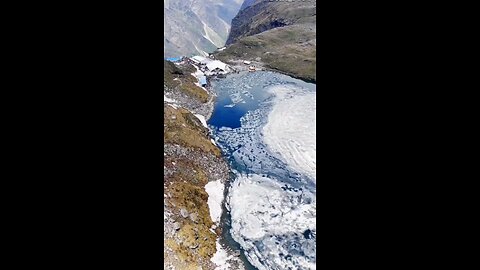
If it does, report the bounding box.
[208,71,317,270]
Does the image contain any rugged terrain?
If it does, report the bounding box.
[164,0,243,58]
[214,0,316,82]
[163,60,243,270]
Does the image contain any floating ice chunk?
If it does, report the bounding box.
[229,92,243,104]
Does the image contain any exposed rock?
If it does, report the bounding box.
[180,208,189,218]
[190,212,199,223]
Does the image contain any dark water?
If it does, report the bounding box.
[208,98,246,128]
[208,73,272,129]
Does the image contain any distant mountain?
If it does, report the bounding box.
[164,0,243,58]
[215,0,316,82]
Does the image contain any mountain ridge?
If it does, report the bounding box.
[164,0,243,58]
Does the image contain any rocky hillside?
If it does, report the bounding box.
[164,0,243,58]
[163,60,243,270]
[215,0,316,82]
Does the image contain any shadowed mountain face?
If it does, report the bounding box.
[164,0,243,58]
[215,0,317,82]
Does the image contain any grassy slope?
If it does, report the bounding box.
[215,0,316,82]
[164,105,220,157]
[217,25,316,82]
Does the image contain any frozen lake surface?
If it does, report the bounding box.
[208,71,316,270]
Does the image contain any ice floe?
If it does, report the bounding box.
[227,174,316,270]
[263,86,316,182]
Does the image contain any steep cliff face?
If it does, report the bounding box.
[164,0,243,57]
[226,0,315,45]
[215,0,316,82]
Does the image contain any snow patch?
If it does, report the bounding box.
[189,65,208,92]
[204,179,224,224]
[194,114,208,128]
[164,95,176,103]
[210,239,233,270]
[192,64,204,77]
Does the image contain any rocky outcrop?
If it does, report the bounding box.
[215,0,316,82]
